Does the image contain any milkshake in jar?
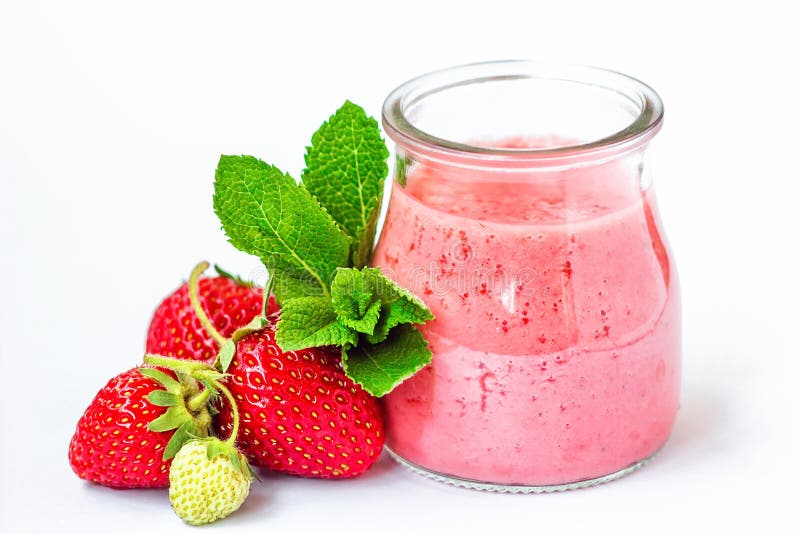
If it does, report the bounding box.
[373,62,680,491]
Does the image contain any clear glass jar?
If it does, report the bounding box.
[373,61,680,492]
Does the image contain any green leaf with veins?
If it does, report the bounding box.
[275,266,433,380]
[342,325,432,397]
[330,268,383,335]
[302,101,389,267]
[361,267,434,344]
[213,155,350,302]
[211,103,435,397]
[276,296,358,350]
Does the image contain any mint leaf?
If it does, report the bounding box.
[213,155,350,302]
[352,200,382,269]
[367,302,425,345]
[362,268,434,344]
[302,101,389,267]
[275,296,358,351]
[330,268,382,335]
[342,325,432,397]
[362,268,432,318]
[273,265,434,395]
[326,266,434,343]
[213,106,434,397]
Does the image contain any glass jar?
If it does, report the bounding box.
[373,61,680,492]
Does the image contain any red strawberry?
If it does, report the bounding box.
[146,273,278,364]
[216,325,385,479]
[69,366,213,488]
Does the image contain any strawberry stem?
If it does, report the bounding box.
[144,354,217,375]
[187,386,214,413]
[188,261,228,346]
[213,379,240,447]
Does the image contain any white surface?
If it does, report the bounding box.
[2,1,798,532]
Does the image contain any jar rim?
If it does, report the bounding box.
[382,60,664,163]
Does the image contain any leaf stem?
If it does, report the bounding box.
[188,261,228,346]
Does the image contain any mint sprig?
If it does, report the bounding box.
[213,155,350,301]
[277,267,433,396]
[275,267,433,387]
[302,101,390,268]
[342,325,431,397]
[275,296,358,350]
[213,102,433,397]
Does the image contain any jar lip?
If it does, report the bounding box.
[382,60,664,163]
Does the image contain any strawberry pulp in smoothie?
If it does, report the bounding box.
[372,143,680,486]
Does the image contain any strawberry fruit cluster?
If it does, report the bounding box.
[69,263,385,525]
[67,102,435,526]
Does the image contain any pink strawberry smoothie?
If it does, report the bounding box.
[372,146,680,486]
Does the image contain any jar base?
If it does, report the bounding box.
[385,446,660,493]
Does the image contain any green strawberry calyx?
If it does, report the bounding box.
[143,351,252,477]
[140,355,228,461]
[213,264,255,288]
[180,437,254,480]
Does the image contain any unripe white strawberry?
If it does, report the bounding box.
[168,438,253,526]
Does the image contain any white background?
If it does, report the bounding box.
[2,1,798,532]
